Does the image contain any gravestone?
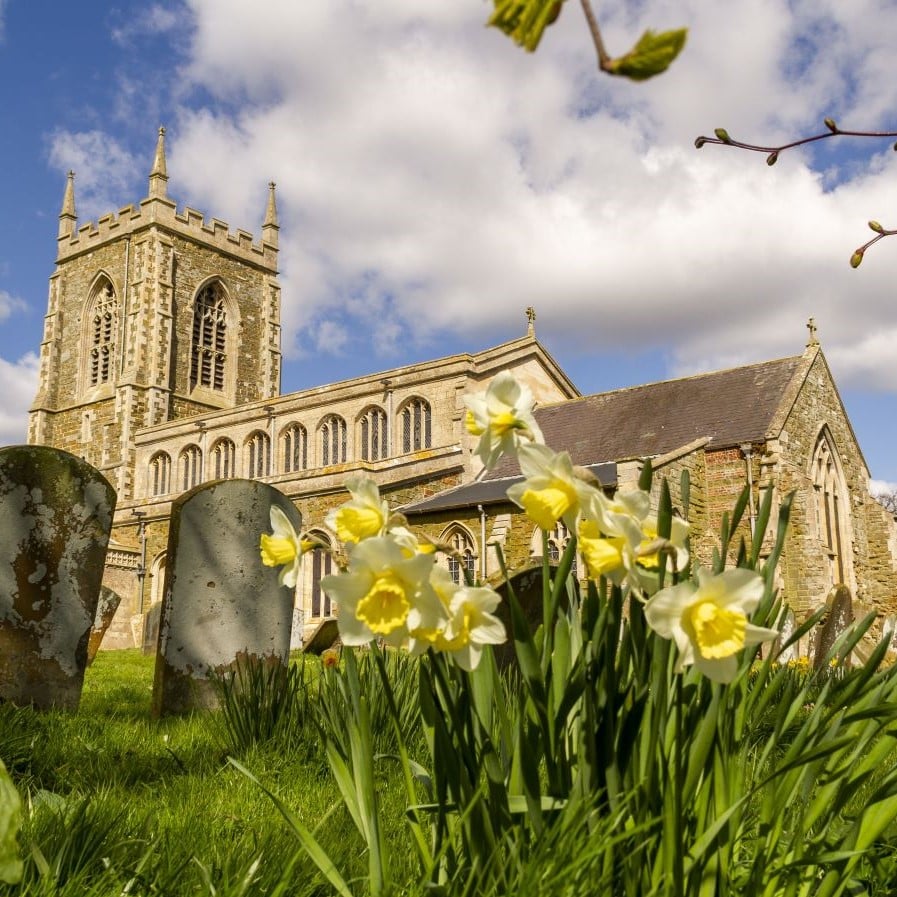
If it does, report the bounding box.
[86,586,122,664]
[303,617,339,655]
[152,480,301,716]
[0,445,115,709]
[775,607,797,663]
[812,584,853,671]
[493,564,575,669]
[141,601,162,656]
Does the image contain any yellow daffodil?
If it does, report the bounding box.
[644,568,779,683]
[507,443,601,531]
[320,535,442,647]
[259,505,315,588]
[637,514,690,572]
[409,567,505,670]
[464,371,543,469]
[326,475,389,544]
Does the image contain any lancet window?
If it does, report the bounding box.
[149,451,171,497]
[88,278,118,387]
[401,397,432,453]
[246,430,271,478]
[211,438,236,479]
[179,444,203,491]
[190,281,228,391]
[359,406,387,461]
[320,415,347,466]
[812,431,850,586]
[282,424,308,473]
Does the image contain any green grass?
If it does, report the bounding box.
[0,650,408,897]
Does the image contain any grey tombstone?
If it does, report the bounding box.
[0,445,116,709]
[812,584,854,671]
[142,601,162,656]
[775,607,797,663]
[302,617,339,655]
[86,586,122,665]
[152,479,301,716]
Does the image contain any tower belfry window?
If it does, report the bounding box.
[88,280,117,386]
[191,282,228,391]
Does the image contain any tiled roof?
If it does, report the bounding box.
[487,354,804,477]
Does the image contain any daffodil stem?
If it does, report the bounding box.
[673,674,685,897]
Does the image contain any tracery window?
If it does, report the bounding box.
[401,397,432,453]
[282,423,308,473]
[179,444,203,491]
[246,430,271,478]
[88,278,117,387]
[359,406,387,461]
[812,431,850,586]
[320,415,347,466]
[443,525,477,585]
[531,521,575,572]
[211,438,236,479]
[190,281,228,391]
[149,451,171,497]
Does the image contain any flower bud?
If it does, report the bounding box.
[713,128,731,143]
[694,136,707,149]
[766,152,778,166]
[850,250,864,269]
[869,220,884,234]
[824,117,837,133]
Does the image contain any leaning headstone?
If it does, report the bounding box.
[492,564,576,669]
[86,586,122,665]
[775,607,797,663]
[812,584,853,671]
[0,446,115,709]
[152,480,301,717]
[302,617,339,655]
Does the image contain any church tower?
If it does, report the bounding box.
[28,128,282,499]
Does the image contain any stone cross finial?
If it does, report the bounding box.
[806,316,819,348]
[526,306,536,335]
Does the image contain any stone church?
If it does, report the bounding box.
[25,130,897,648]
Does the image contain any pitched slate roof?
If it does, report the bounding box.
[486,354,805,478]
[402,462,617,516]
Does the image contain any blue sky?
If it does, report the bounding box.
[3,1,897,486]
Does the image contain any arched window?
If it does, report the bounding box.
[320,415,347,466]
[149,552,167,606]
[87,277,118,387]
[301,530,334,619]
[149,451,171,497]
[401,398,431,453]
[531,521,574,568]
[190,281,228,392]
[359,406,387,461]
[211,438,236,479]
[282,423,308,473]
[812,430,851,587]
[245,430,271,478]
[442,525,477,585]
[179,444,203,491]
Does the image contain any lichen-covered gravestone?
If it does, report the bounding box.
[812,584,853,671]
[0,446,115,709]
[152,480,301,716]
[775,607,798,663]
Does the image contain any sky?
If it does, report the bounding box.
[3,1,897,487]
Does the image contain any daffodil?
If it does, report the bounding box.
[259,505,315,588]
[326,475,389,544]
[409,567,505,670]
[644,568,779,683]
[465,371,543,468]
[506,443,600,531]
[637,514,689,573]
[321,535,442,647]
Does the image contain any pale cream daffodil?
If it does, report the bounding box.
[464,371,543,469]
[259,505,316,588]
[320,535,442,647]
[326,475,389,544]
[506,443,601,531]
[409,567,505,671]
[637,514,690,573]
[644,567,779,683]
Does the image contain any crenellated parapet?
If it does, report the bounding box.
[56,197,279,271]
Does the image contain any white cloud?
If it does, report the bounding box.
[47,130,140,221]
[111,4,183,44]
[0,353,38,447]
[0,289,25,321]
[68,0,897,394]
[870,479,897,498]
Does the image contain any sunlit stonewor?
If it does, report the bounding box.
[0,445,115,709]
[23,130,897,656]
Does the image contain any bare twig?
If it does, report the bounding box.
[579,0,611,70]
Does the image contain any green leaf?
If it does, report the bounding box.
[0,762,21,885]
[488,0,566,52]
[605,28,688,81]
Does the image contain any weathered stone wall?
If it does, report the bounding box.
[771,351,897,617]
